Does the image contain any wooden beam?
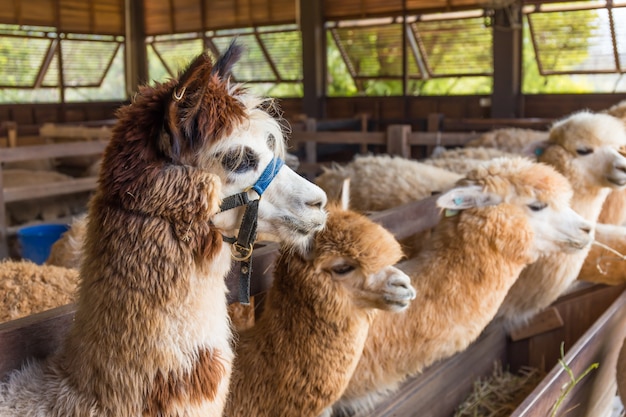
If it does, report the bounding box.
[124,0,148,96]
[298,0,325,118]
[491,5,522,118]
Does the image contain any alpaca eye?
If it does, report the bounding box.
[222,148,258,173]
[528,202,547,212]
[576,148,593,156]
[331,264,355,275]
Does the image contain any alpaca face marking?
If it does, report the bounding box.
[209,126,327,254]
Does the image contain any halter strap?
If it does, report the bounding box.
[219,156,284,305]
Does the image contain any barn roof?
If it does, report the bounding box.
[0,0,590,36]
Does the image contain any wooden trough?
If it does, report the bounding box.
[1,193,625,416]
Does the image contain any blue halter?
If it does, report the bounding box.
[219,156,284,304]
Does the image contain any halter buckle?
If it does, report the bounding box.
[231,242,254,261]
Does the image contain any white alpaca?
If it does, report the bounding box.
[226,191,416,417]
[497,110,626,328]
[0,43,327,417]
[331,157,593,415]
[314,154,462,213]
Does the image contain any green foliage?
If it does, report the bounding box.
[522,11,598,93]
[550,342,599,417]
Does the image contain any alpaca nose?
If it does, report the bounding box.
[580,224,592,235]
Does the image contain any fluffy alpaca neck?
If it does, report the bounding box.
[571,186,611,222]
[337,208,531,412]
[53,201,233,416]
[227,274,373,417]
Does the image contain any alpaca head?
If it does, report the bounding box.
[534,111,626,194]
[282,198,416,313]
[113,42,327,254]
[439,157,593,262]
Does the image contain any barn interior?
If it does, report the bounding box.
[1,1,626,416]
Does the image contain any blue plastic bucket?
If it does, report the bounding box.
[17,223,69,265]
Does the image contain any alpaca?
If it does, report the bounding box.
[464,127,549,154]
[422,146,526,175]
[225,198,416,417]
[496,110,626,328]
[331,157,593,415]
[314,154,462,213]
[0,43,327,417]
[45,214,87,269]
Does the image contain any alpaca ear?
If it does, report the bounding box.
[340,178,351,210]
[437,185,502,210]
[211,41,243,78]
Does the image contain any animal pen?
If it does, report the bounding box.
[3,0,626,412]
[1,193,625,416]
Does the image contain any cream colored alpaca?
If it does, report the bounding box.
[422,146,525,175]
[465,127,549,154]
[314,154,462,213]
[0,44,327,417]
[331,157,593,415]
[497,111,626,327]
[225,198,416,417]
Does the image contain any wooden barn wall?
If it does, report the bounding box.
[0,102,124,136]
[3,94,626,137]
[522,94,626,118]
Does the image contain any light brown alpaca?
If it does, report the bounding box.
[225,199,416,417]
[331,157,593,415]
[0,43,327,416]
[497,111,626,327]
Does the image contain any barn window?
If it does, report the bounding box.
[327,11,493,96]
[146,24,303,98]
[523,1,626,93]
[0,24,125,103]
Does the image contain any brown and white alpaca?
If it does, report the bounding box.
[225,191,416,417]
[496,110,626,328]
[331,157,593,415]
[0,43,327,417]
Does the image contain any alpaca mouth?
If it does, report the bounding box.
[564,237,592,251]
[607,176,626,187]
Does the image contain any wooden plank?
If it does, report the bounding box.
[3,177,98,203]
[0,304,75,378]
[408,131,480,146]
[290,131,387,146]
[0,141,107,163]
[511,288,626,416]
[509,307,564,342]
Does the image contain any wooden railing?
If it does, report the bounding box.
[0,124,111,258]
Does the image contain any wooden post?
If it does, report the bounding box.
[304,118,318,165]
[386,125,412,158]
[6,122,17,148]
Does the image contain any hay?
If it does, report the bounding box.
[454,361,545,417]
